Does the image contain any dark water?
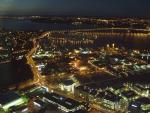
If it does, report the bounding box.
[0,19,97,31]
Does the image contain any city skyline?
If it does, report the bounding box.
[0,0,150,17]
[0,1,150,113]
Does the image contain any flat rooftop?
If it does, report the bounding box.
[61,79,74,86]
[121,90,137,98]
[43,92,81,109]
[135,97,150,104]
[0,91,21,105]
[103,91,121,102]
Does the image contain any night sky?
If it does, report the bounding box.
[0,0,150,17]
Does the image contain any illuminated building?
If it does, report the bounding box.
[121,90,138,101]
[129,83,150,97]
[10,105,28,113]
[129,97,150,113]
[0,91,28,112]
[24,86,49,97]
[33,99,46,111]
[59,79,76,93]
[99,91,123,110]
[43,92,85,113]
[133,64,150,72]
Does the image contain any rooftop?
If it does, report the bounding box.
[0,91,21,105]
[121,90,137,98]
[61,79,74,86]
[43,92,81,109]
[103,91,121,102]
[135,97,150,104]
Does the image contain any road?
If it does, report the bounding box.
[19,29,140,112]
[17,39,44,89]
[23,30,116,113]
